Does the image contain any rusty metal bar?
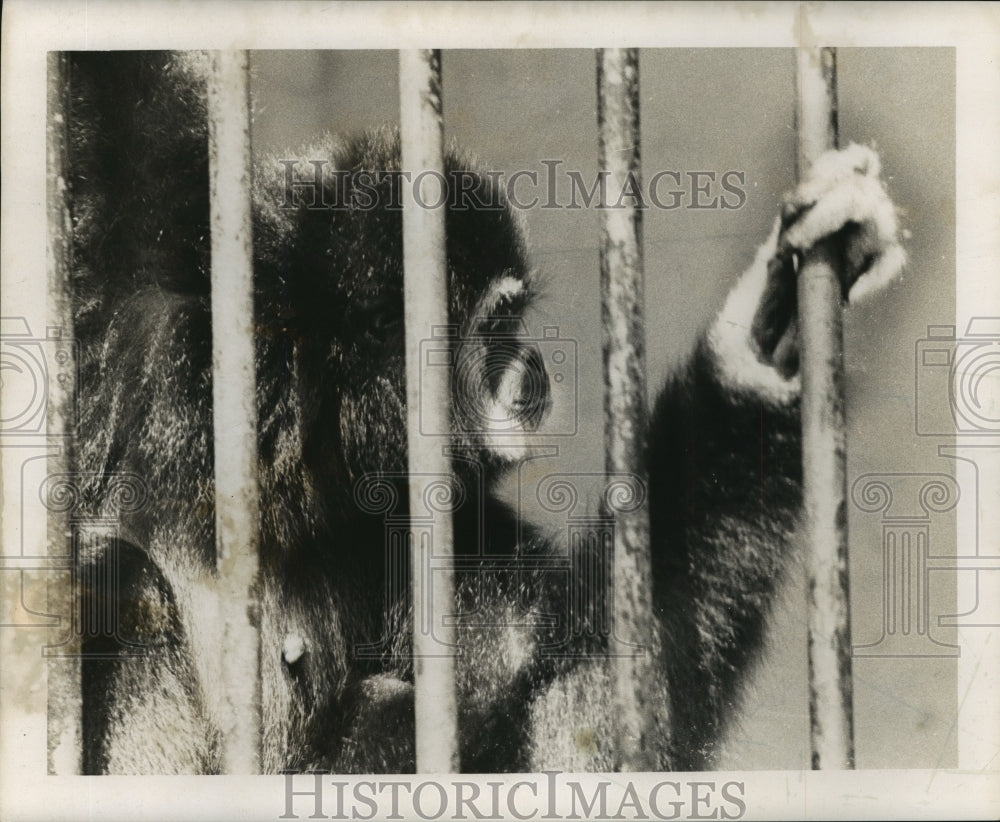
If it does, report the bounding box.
[45,50,82,776]
[795,45,855,770]
[596,47,661,772]
[206,50,262,774]
[399,48,460,773]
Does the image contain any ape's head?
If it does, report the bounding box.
[253,127,552,490]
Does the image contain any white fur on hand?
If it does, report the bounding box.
[780,143,906,301]
[708,144,906,405]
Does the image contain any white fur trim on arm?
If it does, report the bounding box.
[706,218,801,406]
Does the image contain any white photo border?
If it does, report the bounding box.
[1,2,997,819]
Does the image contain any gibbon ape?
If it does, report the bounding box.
[66,52,904,774]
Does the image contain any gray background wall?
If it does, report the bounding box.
[249,49,956,769]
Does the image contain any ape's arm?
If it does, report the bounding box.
[648,144,905,767]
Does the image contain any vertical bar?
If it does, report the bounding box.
[795,44,855,769]
[399,48,460,773]
[597,48,661,772]
[46,50,82,776]
[206,50,262,774]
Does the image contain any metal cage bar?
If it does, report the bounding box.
[596,48,661,772]
[206,50,263,774]
[399,48,461,774]
[45,50,83,777]
[795,44,856,770]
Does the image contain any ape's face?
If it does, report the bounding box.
[258,129,551,480]
[451,275,553,464]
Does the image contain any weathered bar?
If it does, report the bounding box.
[206,50,263,774]
[399,48,460,774]
[795,44,856,770]
[596,47,661,772]
[45,50,82,776]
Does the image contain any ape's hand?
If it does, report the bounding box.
[709,144,905,402]
[754,143,906,374]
